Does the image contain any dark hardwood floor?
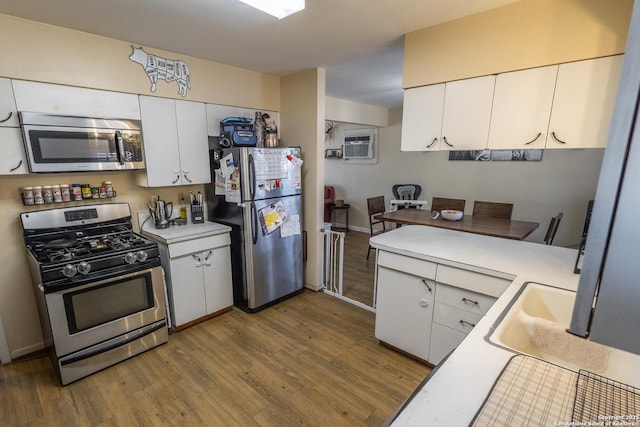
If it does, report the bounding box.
[1,290,430,426]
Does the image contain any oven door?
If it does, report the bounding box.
[44,266,166,357]
[22,124,144,172]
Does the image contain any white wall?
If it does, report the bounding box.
[325,108,603,247]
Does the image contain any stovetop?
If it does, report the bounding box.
[27,228,156,265]
[21,203,161,290]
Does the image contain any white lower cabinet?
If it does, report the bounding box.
[375,250,511,365]
[375,266,435,361]
[158,233,233,329]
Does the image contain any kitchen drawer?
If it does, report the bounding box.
[378,251,437,280]
[168,233,231,258]
[433,302,483,334]
[436,264,511,298]
[435,283,497,315]
[429,322,466,365]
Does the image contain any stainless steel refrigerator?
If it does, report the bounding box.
[206,145,303,312]
[568,0,640,356]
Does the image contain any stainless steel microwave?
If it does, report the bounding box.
[19,112,145,173]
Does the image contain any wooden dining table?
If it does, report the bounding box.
[374,209,539,240]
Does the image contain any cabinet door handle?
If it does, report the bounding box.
[427,137,438,148]
[442,136,454,147]
[0,111,12,123]
[172,174,181,184]
[551,131,568,145]
[421,279,432,293]
[459,320,476,328]
[182,173,193,183]
[9,160,22,172]
[192,254,202,267]
[524,132,542,145]
[204,250,212,266]
[462,297,479,306]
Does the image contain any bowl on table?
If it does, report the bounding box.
[441,210,463,221]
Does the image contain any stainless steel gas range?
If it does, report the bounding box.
[20,203,168,385]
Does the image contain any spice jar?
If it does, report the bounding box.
[52,184,62,203]
[43,185,53,203]
[60,184,71,202]
[71,184,83,201]
[103,181,114,198]
[81,184,92,199]
[22,186,34,206]
[91,187,100,199]
[33,186,44,205]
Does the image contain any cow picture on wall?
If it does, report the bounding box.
[129,46,191,97]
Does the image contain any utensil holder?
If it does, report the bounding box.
[190,204,204,223]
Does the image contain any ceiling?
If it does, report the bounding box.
[0,0,520,108]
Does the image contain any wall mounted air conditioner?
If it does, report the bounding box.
[342,129,375,160]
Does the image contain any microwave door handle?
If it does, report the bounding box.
[115,130,125,165]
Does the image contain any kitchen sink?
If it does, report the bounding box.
[487,282,640,384]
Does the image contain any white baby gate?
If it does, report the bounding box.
[321,230,375,312]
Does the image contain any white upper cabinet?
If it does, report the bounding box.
[0,78,19,127]
[12,80,140,119]
[440,75,496,151]
[0,78,28,174]
[137,96,210,187]
[488,65,558,149]
[547,55,624,149]
[400,84,445,151]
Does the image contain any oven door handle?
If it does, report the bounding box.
[59,321,166,366]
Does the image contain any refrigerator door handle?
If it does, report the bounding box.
[251,202,258,245]
[248,153,256,201]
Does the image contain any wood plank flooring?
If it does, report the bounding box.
[341,231,376,307]
[0,290,431,426]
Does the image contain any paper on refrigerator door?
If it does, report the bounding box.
[287,155,303,189]
[258,201,287,235]
[280,214,301,238]
[219,153,240,203]
[253,149,288,180]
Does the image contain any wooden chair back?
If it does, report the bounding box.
[431,197,466,213]
[367,196,387,260]
[472,201,514,219]
[544,212,564,245]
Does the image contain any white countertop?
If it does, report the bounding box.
[368,226,604,426]
[138,212,231,244]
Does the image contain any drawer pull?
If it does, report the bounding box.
[421,279,433,293]
[462,297,479,306]
[459,320,476,328]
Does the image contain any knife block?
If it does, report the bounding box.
[190,204,204,223]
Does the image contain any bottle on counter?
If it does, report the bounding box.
[180,197,187,220]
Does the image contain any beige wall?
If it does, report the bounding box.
[0,14,280,109]
[404,0,633,88]
[325,96,389,127]
[0,14,283,358]
[281,69,326,290]
[325,108,603,248]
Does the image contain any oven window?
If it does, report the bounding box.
[64,274,154,334]
[29,130,118,163]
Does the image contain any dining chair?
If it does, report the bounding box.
[366,196,387,260]
[431,197,466,213]
[392,184,422,200]
[472,201,514,220]
[543,212,564,245]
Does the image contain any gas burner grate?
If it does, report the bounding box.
[572,370,640,423]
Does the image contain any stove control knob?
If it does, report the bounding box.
[136,251,148,262]
[124,252,137,264]
[77,262,91,275]
[62,264,77,278]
